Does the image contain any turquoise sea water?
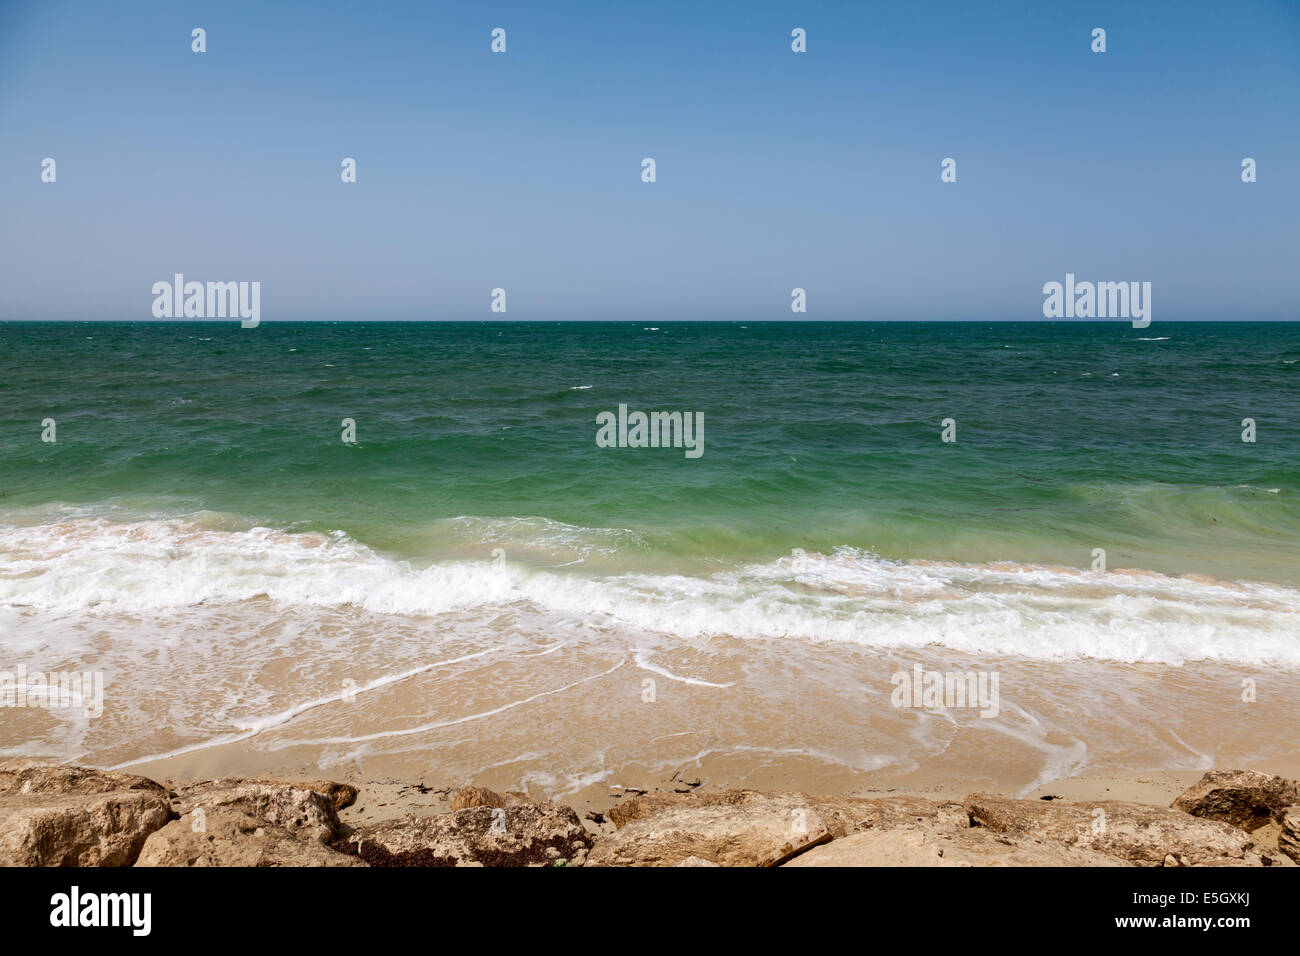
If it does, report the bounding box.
[3,320,1299,780]
[2,320,1297,582]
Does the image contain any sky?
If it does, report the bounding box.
[1,0,1297,321]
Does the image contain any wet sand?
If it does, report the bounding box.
[44,639,1296,836]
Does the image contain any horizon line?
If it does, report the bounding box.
[3,318,1298,325]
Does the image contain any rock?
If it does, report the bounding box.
[288,780,358,812]
[0,759,169,798]
[811,793,970,836]
[607,791,731,829]
[449,786,531,811]
[606,788,966,838]
[1279,806,1300,864]
[0,761,172,867]
[172,779,342,843]
[783,827,1129,867]
[340,803,592,867]
[675,856,721,867]
[588,796,829,867]
[1172,770,1300,832]
[589,791,966,867]
[451,786,504,811]
[966,793,1256,866]
[135,807,365,867]
[176,775,357,810]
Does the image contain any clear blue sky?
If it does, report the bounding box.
[2,0,1297,320]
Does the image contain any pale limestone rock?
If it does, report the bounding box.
[135,807,365,867]
[966,793,1256,866]
[0,761,171,866]
[783,826,1129,867]
[344,803,591,867]
[1278,806,1300,864]
[173,779,342,843]
[449,786,531,811]
[1172,770,1300,832]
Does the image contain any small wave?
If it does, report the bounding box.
[2,517,1299,667]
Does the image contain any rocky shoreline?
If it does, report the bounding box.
[1,760,1296,867]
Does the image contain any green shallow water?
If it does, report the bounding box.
[1,320,1297,582]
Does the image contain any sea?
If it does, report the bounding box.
[1,320,1296,796]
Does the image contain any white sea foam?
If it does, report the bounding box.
[273,660,626,749]
[2,517,1299,667]
[633,648,734,687]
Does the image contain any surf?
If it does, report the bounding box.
[2,514,1299,668]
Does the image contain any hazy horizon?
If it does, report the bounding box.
[8,317,1300,323]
